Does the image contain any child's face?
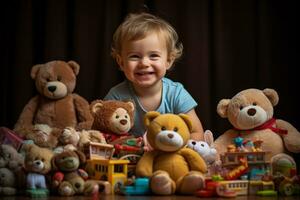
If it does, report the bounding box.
[117,32,173,89]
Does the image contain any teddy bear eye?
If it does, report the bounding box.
[42,158,45,162]
[57,76,62,81]
[46,78,51,82]
[161,126,166,131]
[239,106,244,110]
[116,115,119,119]
[252,102,257,106]
[125,115,128,119]
[173,127,178,132]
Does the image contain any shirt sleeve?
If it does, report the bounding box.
[174,83,198,114]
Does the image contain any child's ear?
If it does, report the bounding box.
[116,55,124,70]
[166,56,175,70]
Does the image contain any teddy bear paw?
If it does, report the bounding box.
[150,171,175,195]
[178,171,205,194]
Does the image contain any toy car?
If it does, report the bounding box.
[120,178,151,195]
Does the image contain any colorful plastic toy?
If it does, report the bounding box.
[120,177,151,195]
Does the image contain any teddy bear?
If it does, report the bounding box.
[90,100,144,156]
[23,143,54,197]
[14,60,94,149]
[0,167,17,195]
[51,150,98,196]
[0,144,24,171]
[186,130,217,165]
[54,126,106,153]
[213,88,300,161]
[135,111,207,195]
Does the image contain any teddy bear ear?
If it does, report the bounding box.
[74,150,86,164]
[217,99,231,118]
[125,101,135,112]
[67,60,80,76]
[144,111,160,127]
[51,156,58,171]
[204,130,214,146]
[90,100,104,115]
[31,64,43,79]
[21,143,34,153]
[263,88,279,106]
[178,114,193,132]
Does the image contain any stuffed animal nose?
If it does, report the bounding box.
[247,108,256,116]
[167,133,174,139]
[120,119,127,125]
[48,85,57,92]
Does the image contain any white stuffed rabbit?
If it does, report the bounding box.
[187,130,217,165]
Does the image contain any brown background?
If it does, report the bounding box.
[0,0,299,139]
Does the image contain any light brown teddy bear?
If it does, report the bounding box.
[213,88,300,160]
[23,143,54,197]
[135,111,207,195]
[14,60,93,149]
[90,100,135,143]
[51,150,98,196]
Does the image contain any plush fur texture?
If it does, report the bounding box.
[213,88,300,160]
[23,144,54,190]
[14,60,93,149]
[90,100,135,143]
[51,150,98,196]
[135,112,207,195]
[0,168,16,195]
[54,127,106,153]
[0,145,25,195]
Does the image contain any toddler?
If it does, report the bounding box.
[104,12,204,141]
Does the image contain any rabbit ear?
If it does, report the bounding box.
[204,130,214,146]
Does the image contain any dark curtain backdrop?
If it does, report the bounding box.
[1,0,299,139]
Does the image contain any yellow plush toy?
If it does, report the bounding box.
[135,112,207,195]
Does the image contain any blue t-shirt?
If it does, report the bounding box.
[104,77,197,137]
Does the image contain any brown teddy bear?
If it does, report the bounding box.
[23,143,54,197]
[135,111,207,195]
[90,99,136,144]
[51,150,98,196]
[14,60,93,149]
[213,88,300,160]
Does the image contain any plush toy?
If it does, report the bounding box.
[0,168,17,195]
[213,88,300,160]
[135,111,207,195]
[54,127,106,153]
[51,150,98,196]
[90,99,135,143]
[23,143,54,197]
[187,130,217,165]
[14,60,93,149]
[0,144,24,171]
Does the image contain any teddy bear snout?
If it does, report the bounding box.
[48,85,57,92]
[120,119,127,125]
[247,108,256,116]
